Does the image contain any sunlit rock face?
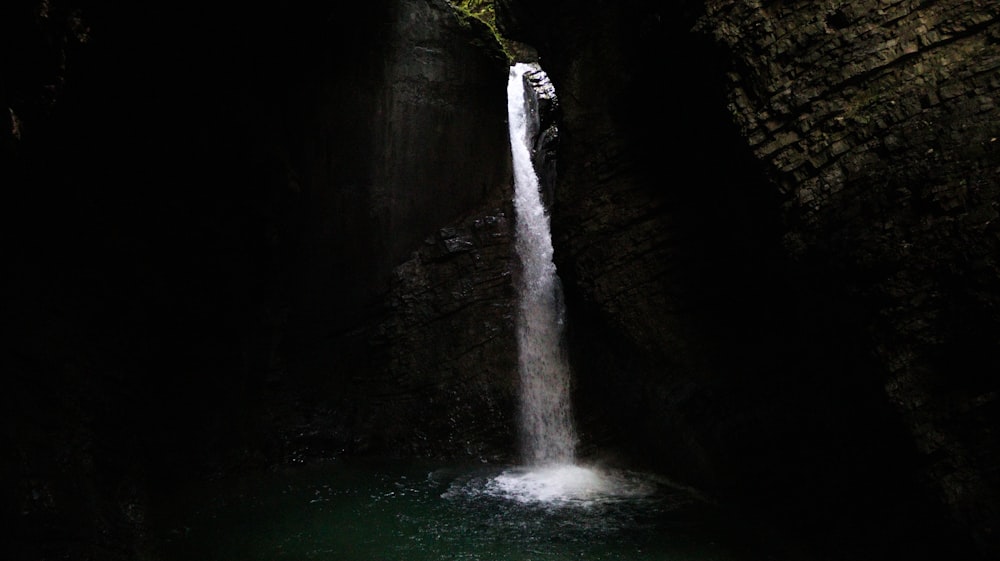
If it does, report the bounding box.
[499,0,999,559]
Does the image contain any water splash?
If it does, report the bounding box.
[507,62,577,467]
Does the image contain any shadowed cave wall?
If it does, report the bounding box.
[3,0,999,560]
[497,0,999,559]
[4,0,516,558]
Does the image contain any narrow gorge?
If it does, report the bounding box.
[4,0,998,560]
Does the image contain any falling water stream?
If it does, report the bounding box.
[489,61,636,505]
[508,61,577,468]
[151,63,782,561]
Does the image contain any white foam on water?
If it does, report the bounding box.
[480,464,658,506]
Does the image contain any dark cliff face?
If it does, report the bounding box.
[700,0,1000,555]
[4,0,514,558]
[6,0,999,560]
[275,0,517,461]
[499,0,999,559]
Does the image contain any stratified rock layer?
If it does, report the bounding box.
[701,1,1000,556]
[500,0,999,559]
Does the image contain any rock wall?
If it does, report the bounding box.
[334,59,564,462]
[3,0,516,557]
[288,0,511,336]
[499,0,999,559]
[273,0,517,461]
[357,204,518,460]
[700,0,1000,556]
[7,0,998,558]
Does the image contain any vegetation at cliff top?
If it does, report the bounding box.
[447,0,514,62]
[450,0,497,24]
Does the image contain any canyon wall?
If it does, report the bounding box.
[700,1,1000,554]
[3,0,515,558]
[5,0,999,559]
[498,0,998,559]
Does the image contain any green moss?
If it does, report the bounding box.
[450,0,496,23]
[446,0,514,63]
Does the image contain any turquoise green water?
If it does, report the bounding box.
[154,461,775,561]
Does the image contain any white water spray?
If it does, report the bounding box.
[507,62,577,466]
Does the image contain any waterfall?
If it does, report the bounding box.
[507,62,577,466]
[478,63,656,506]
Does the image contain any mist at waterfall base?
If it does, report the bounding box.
[151,65,781,560]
